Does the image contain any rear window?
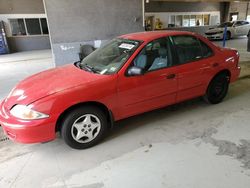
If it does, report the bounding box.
[199,40,213,58]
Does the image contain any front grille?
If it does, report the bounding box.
[205,32,218,36]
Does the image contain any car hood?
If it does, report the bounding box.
[206,27,224,33]
[4,64,104,110]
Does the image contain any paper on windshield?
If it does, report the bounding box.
[119,43,135,50]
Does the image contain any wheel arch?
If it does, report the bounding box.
[215,69,231,79]
[55,101,114,132]
[207,69,231,88]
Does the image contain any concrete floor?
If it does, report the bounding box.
[0,38,250,188]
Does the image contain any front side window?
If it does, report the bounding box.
[234,21,243,27]
[171,35,203,65]
[79,38,141,75]
[131,37,172,72]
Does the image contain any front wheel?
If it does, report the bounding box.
[61,106,108,149]
[203,73,229,104]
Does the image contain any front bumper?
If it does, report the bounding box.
[0,100,56,143]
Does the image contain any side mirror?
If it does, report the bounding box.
[127,66,144,76]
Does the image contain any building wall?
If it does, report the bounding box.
[0,0,50,52]
[145,1,221,13]
[229,2,249,21]
[220,2,230,23]
[44,0,144,66]
[7,36,50,52]
[0,0,45,14]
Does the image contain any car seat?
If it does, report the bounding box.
[148,48,168,71]
[134,54,147,69]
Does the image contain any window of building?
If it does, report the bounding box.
[168,14,214,27]
[190,15,196,27]
[203,14,210,25]
[40,18,49,34]
[9,18,49,36]
[9,19,26,36]
[195,15,203,26]
[25,19,41,35]
[176,15,183,27]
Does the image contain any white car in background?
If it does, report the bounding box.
[205,20,250,40]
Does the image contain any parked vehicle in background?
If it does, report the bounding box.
[205,20,250,40]
[0,31,241,149]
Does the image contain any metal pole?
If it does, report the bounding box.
[247,30,250,52]
[142,0,145,28]
[222,25,227,47]
[246,2,249,19]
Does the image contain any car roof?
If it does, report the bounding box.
[119,31,196,42]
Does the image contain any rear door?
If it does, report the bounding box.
[170,35,216,102]
[241,21,250,35]
[234,21,248,36]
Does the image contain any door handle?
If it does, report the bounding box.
[166,74,176,79]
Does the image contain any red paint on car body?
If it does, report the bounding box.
[0,31,241,144]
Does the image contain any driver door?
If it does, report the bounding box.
[117,37,178,119]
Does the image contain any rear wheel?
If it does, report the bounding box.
[203,73,230,104]
[61,106,108,149]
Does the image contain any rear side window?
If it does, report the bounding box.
[171,35,203,64]
[242,21,250,25]
[199,40,213,58]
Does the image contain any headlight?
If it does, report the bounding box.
[217,31,224,34]
[10,105,49,120]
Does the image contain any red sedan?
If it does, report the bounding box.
[0,31,240,149]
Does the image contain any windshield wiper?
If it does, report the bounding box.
[81,63,99,73]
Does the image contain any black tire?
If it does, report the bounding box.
[226,31,231,40]
[203,73,230,104]
[61,106,108,149]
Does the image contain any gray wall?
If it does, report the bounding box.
[220,2,230,23]
[0,0,45,14]
[44,0,144,66]
[7,36,51,52]
[229,2,249,21]
[145,1,221,13]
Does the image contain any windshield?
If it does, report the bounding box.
[218,22,234,28]
[79,38,141,75]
